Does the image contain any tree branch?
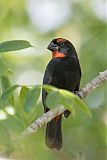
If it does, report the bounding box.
[77,70,107,98]
[19,69,107,142]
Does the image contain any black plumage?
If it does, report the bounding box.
[42,38,81,150]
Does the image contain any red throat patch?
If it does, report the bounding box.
[52,51,66,58]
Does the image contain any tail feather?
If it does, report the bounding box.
[45,116,62,150]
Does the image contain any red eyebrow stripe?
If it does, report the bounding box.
[57,38,66,43]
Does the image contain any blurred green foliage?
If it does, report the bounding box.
[0,0,107,160]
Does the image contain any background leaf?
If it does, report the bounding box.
[23,86,41,113]
[1,76,11,92]
[0,85,20,107]
[1,76,15,106]
[0,40,33,52]
[19,86,30,107]
[0,59,10,77]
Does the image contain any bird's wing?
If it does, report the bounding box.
[42,66,53,112]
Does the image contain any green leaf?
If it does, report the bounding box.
[46,91,62,108]
[41,84,58,93]
[19,86,30,107]
[46,87,92,118]
[0,124,12,147]
[0,59,10,77]
[0,59,14,106]
[0,40,33,52]
[1,76,15,106]
[0,85,20,107]
[59,89,92,118]
[46,90,76,117]
[23,86,41,113]
[1,76,11,92]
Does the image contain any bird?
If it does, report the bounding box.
[42,38,81,150]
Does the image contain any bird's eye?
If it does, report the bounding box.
[60,42,64,46]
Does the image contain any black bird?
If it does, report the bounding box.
[42,38,81,150]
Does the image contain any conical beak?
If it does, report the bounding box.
[47,42,58,51]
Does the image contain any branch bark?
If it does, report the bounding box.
[19,69,107,142]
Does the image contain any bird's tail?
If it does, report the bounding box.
[45,115,62,150]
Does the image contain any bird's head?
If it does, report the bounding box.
[47,38,77,58]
